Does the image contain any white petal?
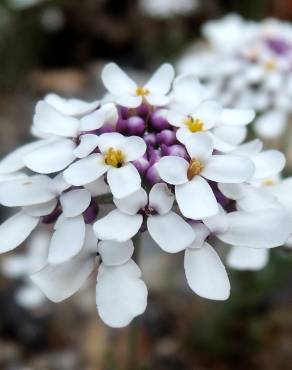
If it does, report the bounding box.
[107,164,141,199]
[144,63,174,95]
[93,209,143,242]
[232,139,263,156]
[251,150,285,180]
[114,188,147,215]
[147,212,195,253]
[254,110,287,139]
[84,177,110,197]
[176,176,218,220]
[145,94,170,107]
[156,156,188,185]
[23,198,58,217]
[203,207,229,233]
[0,175,55,207]
[0,212,39,253]
[167,110,186,128]
[192,101,222,129]
[24,139,76,174]
[121,136,147,162]
[184,243,230,300]
[79,110,105,131]
[212,126,247,146]
[202,155,255,183]
[48,215,86,264]
[227,246,269,271]
[101,63,137,95]
[149,183,174,215]
[208,132,236,153]
[176,127,193,144]
[185,132,213,162]
[188,223,210,249]
[31,254,95,302]
[0,140,50,174]
[116,95,142,108]
[217,208,292,248]
[172,74,204,109]
[33,101,79,138]
[98,239,134,266]
[60,189,91,217]
[63,154,109,186]
[97,132,125,153]
[73,134,99,158]
[220,108,255,125]
[96,260,148,328]
[45,93,99,116]
[49,173,71,195]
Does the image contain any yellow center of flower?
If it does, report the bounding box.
[265,59,276,71]
[136,86,150,97]
[185,117,205,133]
[187,159,204,180]
[263,178,275,186]
[104,148,124,168]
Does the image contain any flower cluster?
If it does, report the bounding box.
[178,14,292,139]
[0,62,291,327]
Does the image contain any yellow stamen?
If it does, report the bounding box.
[104,147,124,168]
[263,179,274,186]
[136,86,150,97]
[265,59,276,71]
[185,117,205,133]
[187,159,204,180]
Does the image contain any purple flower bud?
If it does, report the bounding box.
[144,133,157,147]
[119,106,130,119]
[116,118,128,134]
[156,129,176,146]
[133,156,150,175]
[127,116,145,135]
[136,103,150,118]
[150,111,171,132]
[161,144,188,159]
[98,123,116,134]
[83,200,99,224]
[148,147,161,165]
[146,164,160,185]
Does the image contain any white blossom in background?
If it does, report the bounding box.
[0,62,291,328]
[178,14,292,139]
[139,0,199,19]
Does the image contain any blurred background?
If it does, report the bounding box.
[1,0,292,369]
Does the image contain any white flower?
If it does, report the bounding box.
[101,63,175,108]
[94,183,195,253]
[156,132,255,219]
[31,227,148,328]
[139,0,198,19]
[64,132,146,198]
[226,247,269,271]
[0,175,57,253]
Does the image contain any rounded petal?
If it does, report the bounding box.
[33,101,79,138]
[0,140,51,174]
[202,155,255,183]
[167,110,186,128]
[23,198,58,217]
[144,63,175,95]
[116,95,142,108]
[147,212,195,253]
[73,134,99,158]
[232,139,263,155]
[172,74,204,109]
[24,139,76,174]
[97,132,125,154]
[63,154,109,186]
[121,136,147,162]
[227,246,269,271]
[31,254,95,303]
[176,177,218,220]
[107,164,141,199]
[251,150,285,180]
[60,189,91,217]
[98,240,134,266]
[149,183,174,215]
[84,177,110,197]
[0,212,39,253]
[114,188,147,215]
[192,101,222,129]
[93,209,143,242]
[0,175,55,207]
[217,208,292,248]
[48,215,86,264]
[145,94,170,107]
[101,63,137,96]
[188,223,210,249]
[212,125,247,147]
[254,110,287,139]
[96,260,148,328]
[184,243,230,300]
[45,93,99,116]
[156,156,189,185]
[49,173,71,195]
[220,108,255,126]
[185,132,214,162]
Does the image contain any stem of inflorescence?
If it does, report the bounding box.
[127,233,142,370]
